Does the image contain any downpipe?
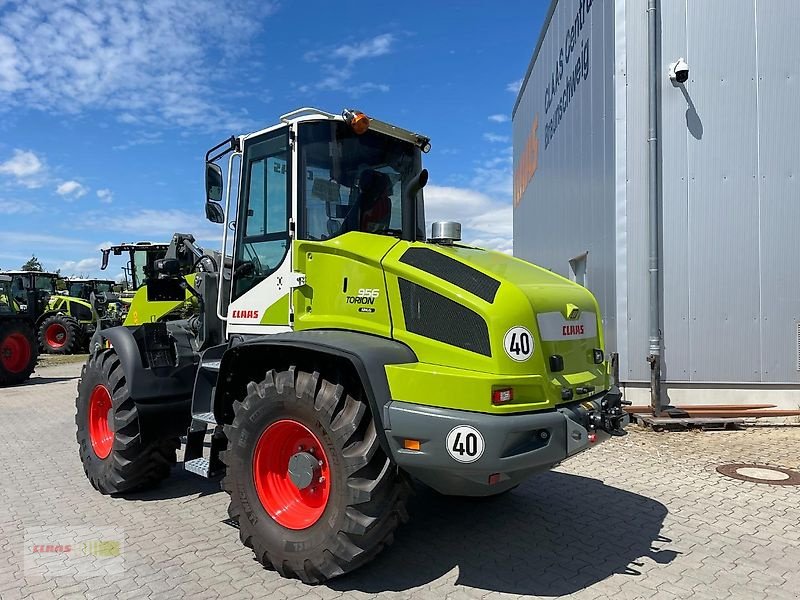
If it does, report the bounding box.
[647,0,663,415]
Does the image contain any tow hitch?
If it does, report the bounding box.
[591,389,631,436]
[560,388,631,440]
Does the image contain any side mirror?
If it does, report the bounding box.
[101,248,110,270]
[205,162,223,203]
[205,200,225,224]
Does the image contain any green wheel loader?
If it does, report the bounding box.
[75,107,629,583]
[0,274,38,385]
[99,241,199,327]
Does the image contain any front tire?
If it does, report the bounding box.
[39,314,81,354]
[221,367,411,584]
[75,350,179,494]
[0,320,38,385]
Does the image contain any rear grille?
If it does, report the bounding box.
[399,248,500,303]
[398,278,491,357]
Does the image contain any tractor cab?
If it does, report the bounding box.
[101,241,170,292]
[65,278,115,301]
[3,270,59,317]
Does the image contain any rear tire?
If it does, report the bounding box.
[221,367,411,584]
[0,320,38,385]
[39,314,81,354]
[75,350,179,494]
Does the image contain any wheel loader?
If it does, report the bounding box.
[0,273,38,385]
[99,241,198,326]
[75,107,629,583]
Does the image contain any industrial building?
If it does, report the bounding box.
[512,0,800,409]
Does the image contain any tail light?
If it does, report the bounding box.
[492,388,513,405]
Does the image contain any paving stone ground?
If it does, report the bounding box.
[1,362,799,600]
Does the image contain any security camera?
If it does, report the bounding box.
[669,58,689,84]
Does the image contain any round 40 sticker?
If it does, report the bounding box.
[445,425,485,463]
[503,326,534,361]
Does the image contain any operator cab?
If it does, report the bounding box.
[3,271,59,309]
[101,242,170,291]
[66,279,114,301]
[204,108,430,336]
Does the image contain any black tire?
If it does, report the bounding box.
[75,350,179,494]
[221,367,411,584]
[0,319,38,386]
[39,314,82,354]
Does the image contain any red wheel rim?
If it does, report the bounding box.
[45,323,68,349]
[1,333,31,373]
[253,419,331,530]
[88,384,113,459]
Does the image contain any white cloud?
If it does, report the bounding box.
[0,199,40,214]
[300,34,394,95]
[506,78,523,93]
[488,114,510,123]
[483,133,510,144]
[96,188,113,204]
[332,34,395,63]
[56,180,88,198]
[59,257,101,276]
[0,231,90,249]
[424,185,512,254]
[0,1,275,131]
[0,149,44,187]
[81,208,222,244]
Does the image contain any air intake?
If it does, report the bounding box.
[399,278,491,357]
[399,248,500,303]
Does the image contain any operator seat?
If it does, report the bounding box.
[341,169,392,234]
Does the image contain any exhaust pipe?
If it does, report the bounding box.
[401,169,429,242]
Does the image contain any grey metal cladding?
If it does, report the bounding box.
[754,0,800,382]
[685,0,760,382]
[398,278,492,357]
[399,248,501,303]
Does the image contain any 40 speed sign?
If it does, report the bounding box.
[445,425,485,463]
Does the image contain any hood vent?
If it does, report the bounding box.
[400,248,500,303]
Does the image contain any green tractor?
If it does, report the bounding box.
[75,108,629,583]
[5,271,121,354]
[0,273,38,385]
[99,241,198,326]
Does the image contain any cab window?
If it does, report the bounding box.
[233,127,290,300]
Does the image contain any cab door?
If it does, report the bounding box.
[226,125,294,335]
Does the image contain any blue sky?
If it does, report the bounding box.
[0,0,546,279]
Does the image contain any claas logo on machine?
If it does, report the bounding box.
[562,324,585,336]
[231,309,260,319]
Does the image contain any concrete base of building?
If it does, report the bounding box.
[621,382,800,424]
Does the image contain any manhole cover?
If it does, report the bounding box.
[716,463,800,486]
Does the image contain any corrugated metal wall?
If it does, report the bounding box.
[658,0,800,384]
[512,0,618,351]
[515,0,800,386]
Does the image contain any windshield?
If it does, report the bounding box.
[35,276,56,293]
[298,121,425,241]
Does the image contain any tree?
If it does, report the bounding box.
[21,255,43,272]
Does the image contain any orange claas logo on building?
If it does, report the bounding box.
[513,113,539,208]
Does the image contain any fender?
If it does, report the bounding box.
[96,325,196,441]
[215,330,418,457]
